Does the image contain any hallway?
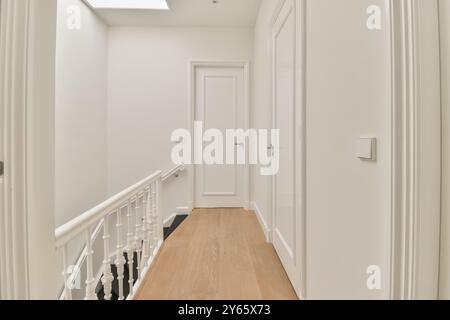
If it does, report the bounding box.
[136,209,298,300]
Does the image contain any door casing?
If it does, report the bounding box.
[0,0,58,299]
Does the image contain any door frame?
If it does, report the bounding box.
[188,61,251,210]
[270,0,307,299]
[439,0,450,300]
[388,0,442,300]
[0,0,57,299]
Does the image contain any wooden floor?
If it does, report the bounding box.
[136,208,298,300]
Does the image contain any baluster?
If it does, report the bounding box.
[145,185,152,259]
[85,229,97,300]
[115,208,126,300]
[145,187,152,258]
[134,195,142,280]
[126,200,135,296]
[156,179,163,244]
[101,216,114,300]
[62,245,73,300]
[140,190,150,272]
[149,183,157,256]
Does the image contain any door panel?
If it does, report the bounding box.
[272,0,303,297]
[194,66,246,208]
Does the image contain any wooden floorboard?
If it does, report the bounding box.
[136,208,298,300]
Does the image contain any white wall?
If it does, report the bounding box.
[107,26,254,221]
[253,0,393,300]
[251,0,280,236]
[305,0,392,299]
[440,0,450,300]
[55,0,108,227]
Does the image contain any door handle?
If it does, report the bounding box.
[0,161,3,176]
[235,142,244,147]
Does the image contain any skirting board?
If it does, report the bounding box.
[250,202,271,242]
[163,214,177,228]
[164,207,192,227]
[176,206,191,214]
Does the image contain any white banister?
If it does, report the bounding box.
[55,171,163,300]
[55,171,162,248]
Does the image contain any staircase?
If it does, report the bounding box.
[55,166,187,300]
[55,171,164,300]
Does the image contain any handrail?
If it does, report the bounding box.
[55,170,162,248]
[161,164,185,182]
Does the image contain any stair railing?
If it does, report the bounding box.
[55,170,163,300]
[161,164,185,182]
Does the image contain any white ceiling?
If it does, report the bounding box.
[88,0,263,27]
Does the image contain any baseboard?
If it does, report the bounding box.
[250,201,271,242]
[188,201,194,212]
[176,206,191,214]
[163,213,177,227]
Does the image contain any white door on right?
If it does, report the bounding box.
[272,0,303,297]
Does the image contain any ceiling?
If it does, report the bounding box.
[88,0,263,27]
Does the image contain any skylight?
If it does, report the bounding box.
[85,0,170,10]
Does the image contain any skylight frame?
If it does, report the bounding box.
[84,0,171,10]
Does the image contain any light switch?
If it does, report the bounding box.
[356,137,376,161]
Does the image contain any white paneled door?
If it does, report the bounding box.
[272,0,304,297]
[193,63,249,208]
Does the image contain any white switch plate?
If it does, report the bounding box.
[356,137,376,160]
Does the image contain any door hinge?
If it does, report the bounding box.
[0,161,3,176]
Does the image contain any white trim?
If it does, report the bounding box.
[250,202,270,242]
[188,61,251,210]
[0,0,31,299]
[0,0,58,299]
[388,0,441,300]
[296,0,307,300]
[163,213,176,228]
[439,0,450,300]
[176,206,190,214]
